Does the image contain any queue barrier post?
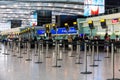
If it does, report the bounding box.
[81,42,92,74]
[107,43,120,80]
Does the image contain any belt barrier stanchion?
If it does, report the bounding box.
[45,41,50,58]
[87,41,91,56]
[35,41,43,64]
[90,42,98,67]
[41,41,44,53]
[62,40,66,53]
[107,43,120,80]
[23,41,27,54]
[57,42,63,61]
[5,41,10,55]
[11,41,14,54]
[0,42,2,50]
[7,41,10,51]
[18,41,23,58]
[12,41,17,57]
[42,41,43,53]
[75,41,82,64]
[16,41,19,55]
[26,41,32,61]
[69,43,74,57]
[8,41,10,51]
[34,41,38,56]
[58,50,63,61]
[55,40,57,52]
[81,42,92,74]
[94,41,101,61]
[10,41,13,51]
[105,42,110,58]
[3,41,7,55]
[25,42,27,53]
[53,41,61,68]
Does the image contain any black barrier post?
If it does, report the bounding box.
[75,41,82,64]
[90,42,98,67]
[18,41,23,58]
[81,42,92,74]
[26,41,32,61]
[94,41,101,61]
[107,43,120,80]
[53,41,61,68]
[35,42,43,64]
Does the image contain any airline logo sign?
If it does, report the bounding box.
[112,18,119,24]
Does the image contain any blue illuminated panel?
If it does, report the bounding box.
[37,27,77,35]
[37,30,45,34]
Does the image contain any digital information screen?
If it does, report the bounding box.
[84,0,105,16]
[30,12,37,26]
[37,27,77,35]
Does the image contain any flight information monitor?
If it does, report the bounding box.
[84,0,105,16]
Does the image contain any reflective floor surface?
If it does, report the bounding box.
[0,43,120,80]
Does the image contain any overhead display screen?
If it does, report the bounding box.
[55,15,84,27]
[51,27,77,34]
[37,10,52,26]
[30,12,37,26]
[11,20,22,28]
[37,27,77,35]
[84,0,105,16]
[37,30,45,35]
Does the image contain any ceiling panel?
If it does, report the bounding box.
[0,0,84,25]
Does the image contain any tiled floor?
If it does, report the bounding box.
[0,43,120,80]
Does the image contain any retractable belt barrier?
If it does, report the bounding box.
[4,40,120,47]
[2,40,120,78]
